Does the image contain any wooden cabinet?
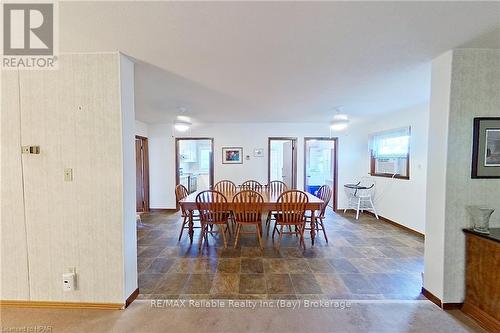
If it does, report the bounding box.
[462,229,500,332]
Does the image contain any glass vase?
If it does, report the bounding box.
[466,206,494,234]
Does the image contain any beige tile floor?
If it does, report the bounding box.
[137,210,425,300]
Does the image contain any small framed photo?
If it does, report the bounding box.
[472,117,500,178]
[222,147,243,164]
[254,148,264,157]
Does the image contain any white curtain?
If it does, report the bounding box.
[369,126,410,158]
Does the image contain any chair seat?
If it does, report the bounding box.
[273,213,305,225]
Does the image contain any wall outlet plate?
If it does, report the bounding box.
[64,168,73,182]
[62,272,76,291]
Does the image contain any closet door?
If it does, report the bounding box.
[1,70,30,300]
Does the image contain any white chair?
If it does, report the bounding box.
[344,181,379,220]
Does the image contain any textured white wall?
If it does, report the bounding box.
[148,122,367,209]
[425,49,500,303]
[1,53,135,304]
[135,120,148,137]
[443,49,500,302]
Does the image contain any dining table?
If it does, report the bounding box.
[179,188,324,246]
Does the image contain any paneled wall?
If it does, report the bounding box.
[0,53,136,304]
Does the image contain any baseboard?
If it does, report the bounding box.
[149,208,177,213]
[338,209,424,239]
[0,300,124,310]
[125,288,139,308]
[462,301,500,333]
[421,288,463,310]
[421,287,442,308]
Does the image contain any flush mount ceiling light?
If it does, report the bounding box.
[329,108,349,131]
[174,109,192,132]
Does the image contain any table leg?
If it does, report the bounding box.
[189,210,194,244]
[310,209,316,246]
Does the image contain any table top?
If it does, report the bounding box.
[179,189,323,209]
[344,183,373,190]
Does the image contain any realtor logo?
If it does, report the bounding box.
[2,1,58,69]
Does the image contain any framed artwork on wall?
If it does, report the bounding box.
[222,147,243,164]
[471,117,500,179]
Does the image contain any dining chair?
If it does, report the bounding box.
[304,185,332,243]
[232,190,264,249]
[214,180,237,194]
[241,180,263,191]
[175,184,200,241]
[272,190,309,250]
[196,190,232,249]
[265,180,288,236]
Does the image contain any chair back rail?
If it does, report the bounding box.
[277,190,309,223]
[232,190,264,222]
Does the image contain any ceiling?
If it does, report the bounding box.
[60,1,500,123]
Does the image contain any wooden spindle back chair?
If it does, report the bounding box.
[196,190,231,249]
[241,180,263,191]
[305,185,332,243]
[268,180,288,193]
[214,180,237,194]
[175,184,200,241]
[232,190,264,248]
[272,190,309,250]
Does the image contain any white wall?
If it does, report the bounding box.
[120,54,138,300]
[135,120,148,137]
[1,53,136,304]
[148,122,366,209]
[425,48,500,303]
[356,105,430,234]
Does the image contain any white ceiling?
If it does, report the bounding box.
[60,1,500,123]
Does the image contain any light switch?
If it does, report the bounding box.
[64,168,73,182]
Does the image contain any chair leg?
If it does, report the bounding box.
[356,198,361,220]
[178,215,188,241]
[319,217,328,243]
[298,224,306,250]
[276,225,284,250]
[234,224,241,249]
[370,198,379,219]
[221,224,228,249]
[198,223,206,250]
[256,224,263,249]
[272,220,278,239]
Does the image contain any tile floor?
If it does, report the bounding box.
[137,210,425,300]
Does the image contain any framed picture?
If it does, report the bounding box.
[222,147,243,164]
[254,148,264,157]
[472,117,500,178]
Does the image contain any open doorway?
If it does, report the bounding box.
[135,136,149,212]
[268,137,297,188]
[304,137,338,210]
[175,138,214,194]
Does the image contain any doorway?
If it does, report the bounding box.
[304,137,338,210]
[175,138,214,194]
[135,136,150,212]
[268,137,297,188]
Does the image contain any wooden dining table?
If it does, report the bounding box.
[179,188,324,247]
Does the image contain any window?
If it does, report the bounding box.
[369,127,410,179]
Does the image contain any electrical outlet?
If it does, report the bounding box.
[63,272,76,291]
[64,168,73,182]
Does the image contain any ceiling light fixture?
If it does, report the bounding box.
[329,108,349,131]
[174,108,192,132]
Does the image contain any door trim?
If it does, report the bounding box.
[267,137,298,188]
[175,138,215,207]
[135,135,149,212]
[303,137,338,211]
